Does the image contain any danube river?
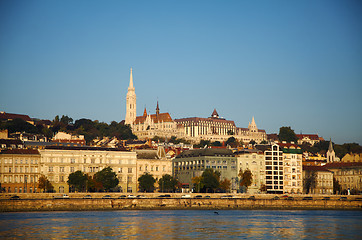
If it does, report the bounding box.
[1,210,361,239]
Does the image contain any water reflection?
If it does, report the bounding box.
[0,210,361,239]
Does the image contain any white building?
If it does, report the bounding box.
[39,146,137,193]
[235,149,265,194]
[278,143,303,194]
[264,144,284,194]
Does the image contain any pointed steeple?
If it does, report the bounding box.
[328,138,334,152]
[143,107,147,117]
[327,138,336,163]
[156,101,160,115]
[251,116,256,125]
[211,109,219,118]
[128,68,134,90]
[125,68,136,125]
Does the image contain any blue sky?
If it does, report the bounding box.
[1,0,361,144]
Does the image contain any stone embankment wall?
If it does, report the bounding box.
[1,193,361,212]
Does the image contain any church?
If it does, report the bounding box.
[124,69,183,140]
[124,68,266,144]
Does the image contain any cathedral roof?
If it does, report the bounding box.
[175,117,235,125]
[134,112,173,124]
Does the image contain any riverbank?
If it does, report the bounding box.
[1,193,361,211]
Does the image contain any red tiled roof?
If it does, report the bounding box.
[303,165,331,172]
[296,134,319,140]
[325,162,362,168]
[134,112,173,124]
[0,112,32,122]
[0,149,39,154]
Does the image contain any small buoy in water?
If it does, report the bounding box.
[214,211,219,215]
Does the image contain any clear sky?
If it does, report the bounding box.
[1,0,361,144]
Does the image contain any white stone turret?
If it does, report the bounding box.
[248,116,258,133]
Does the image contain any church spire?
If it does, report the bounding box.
[128,68,134,90]
[328,138,334,152]
[156,101,160,115]
[125,68,136,125]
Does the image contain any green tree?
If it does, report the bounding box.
[194,140,211,148]
[227,130,234,135]
[60,115,73,125]
[303,171,317,194]
[200,168,220,193]
[38,175,54,193]
[152,136,165,143]
[260,140,268,144]
[158,174,178,192]
[138,173,156,192]
[333,177,341,194]
[239,169,253,192]
[192,176,204,193]
[249,140,256,145]
[0,118,39,134]
[259,183,267,192]
[226,137,241,148]
[211,141,222,147]
[219,178,231,193]
[94,167,119,192]
[278,126,298,143]
[67,171,87,192]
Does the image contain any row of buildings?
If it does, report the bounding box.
[1,133,361,195]
[0,140,173,194]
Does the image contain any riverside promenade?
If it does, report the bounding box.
[1,193,361,212]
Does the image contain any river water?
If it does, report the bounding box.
[1,210,361,239]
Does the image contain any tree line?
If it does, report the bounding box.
[37,167,120,193]
[0,115,137,144]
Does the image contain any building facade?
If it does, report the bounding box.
[264,144,284,194]
[175,111,267,144]
[39,146,137,193]
[325,162,362,194]
[131,103,183,140]
[173,148,237,192]
[296,134,322,146]
[0,149,41,193]
[303,166,333,194]
[136,147,173,191]
[234,149,265,194]
[279,143,303,194]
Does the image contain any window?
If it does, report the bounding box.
[128,168,132,173]
[127,176,132,183]
[49,167,53,172]
[70,167,74,173]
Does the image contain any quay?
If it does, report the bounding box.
[1,193,361,212]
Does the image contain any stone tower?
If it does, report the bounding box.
[326,139,336,163]
[125,68,136,125]
[248,116,258,133]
